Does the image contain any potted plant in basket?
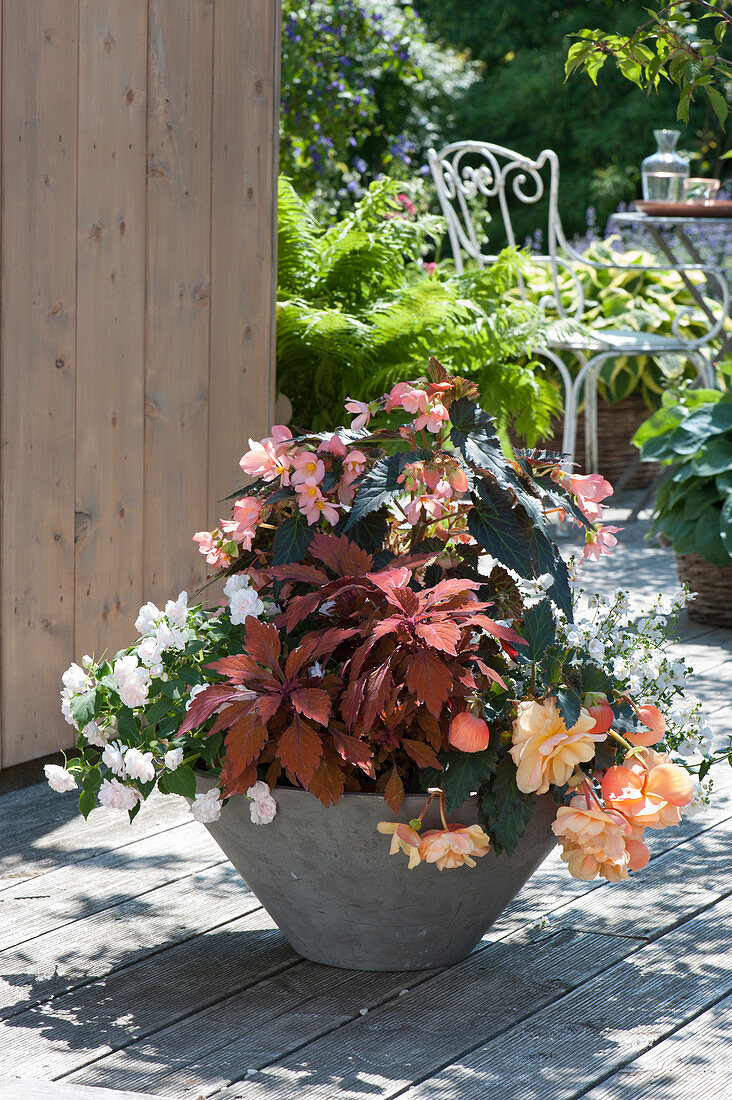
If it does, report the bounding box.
[49,360,717,971]
[633,384,732,628]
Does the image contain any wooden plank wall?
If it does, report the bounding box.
[0,0,280,768]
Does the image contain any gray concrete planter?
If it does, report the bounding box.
[194,773,557,971]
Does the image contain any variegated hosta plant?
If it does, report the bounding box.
[52,360,714,884]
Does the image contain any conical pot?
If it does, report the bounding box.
[194,773,557,971]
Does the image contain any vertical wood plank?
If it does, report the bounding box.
[75,0,148,663]
[208,0,279,528]
[144,0,213,602]
[0,1,78,766]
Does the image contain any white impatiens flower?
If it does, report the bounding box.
[247,780,277,825]
[112,654,151,708]
[44,764,78,793]
[228,586,265,625]
[153,621,186,653]
[135,601,162,636]
[82,721,109,749]
[60,691,77,729]
[62,662,93,695]
[137,635,165,668]
[164,747,184,771]
[164,591,189,629]
[98,777,140,811]
[123,747,155,783]
[190,788,223,823]
[223,574,251,597]
[102,741,127,778]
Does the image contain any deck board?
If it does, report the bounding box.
[0,510,730,1098]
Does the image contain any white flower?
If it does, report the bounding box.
[247,780,277,825]
[164,591,188,629]
[137,635,165,668]
[185,683,208,712]
[309,661,324,678]
[118,675,150,709]
[154,622,186,652]
[123,747,155,783]
[98,778,140,811]
[587,638,605,662]
[82,721,109,748]
[60,689,77,729]
[62,662,92,694]
[135,601,162,636]
[102,741,127,777]
[164,747,184,771]
[44,764,78,793]
[113,654,140,687]
[228,586,265,625]
[223,574,251,598]
[149,663,164,678]
[191,788,223,823]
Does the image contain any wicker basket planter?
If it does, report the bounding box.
[675,552,732,628]
[546,392,661,490]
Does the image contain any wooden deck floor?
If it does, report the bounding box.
[1,509,731,1100]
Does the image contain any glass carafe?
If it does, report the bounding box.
[641,129,689,202]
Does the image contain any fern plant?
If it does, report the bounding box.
[276,178,561,441]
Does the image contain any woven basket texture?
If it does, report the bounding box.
[675,552,732,628]
[545,392,661,490]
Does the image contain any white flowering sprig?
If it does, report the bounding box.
[55,585,273,822]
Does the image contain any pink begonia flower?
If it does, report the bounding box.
[423,262,437,276]
[301,493,340,526]
[233,496,262,532]
[602,748,693,830]
[344,399,371,430]
[377,821,423,869]
[405,492,447,526]
[386,381,428,415]
[247,780,277,825]
[419,824,492,870]
[337,478,357,505]
[191,788,223,823]
[582,524,621,562]
[569,473,613,504]
[414,400,450,434]
[552,798,644,882]
[291,452,326,488]
[343,449,368,482]
[239,438,292,484]
[318,434,347,458]
[192,530,232,568]
[510,698,605,794]
[98,777,140,812]
[448,467,469,495]
[44,763,78,793]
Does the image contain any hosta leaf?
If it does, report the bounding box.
[691,436,732,477]
[478,756,537,856]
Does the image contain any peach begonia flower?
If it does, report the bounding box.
[510,698,605,795]
[377,821,423,869]
[317,434,347,458]
[298,489,340,526]
[552,798,649,882]
[627,704,667,747]
[192,530,231,568]
[419,824,491,870]
[233,496,261,532]
[448,712,492,752]
[601,749,693,830]
[342,449,368,483]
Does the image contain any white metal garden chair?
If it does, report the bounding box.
[428,141,729,473]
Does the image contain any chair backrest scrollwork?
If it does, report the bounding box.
[428,141,586,321]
